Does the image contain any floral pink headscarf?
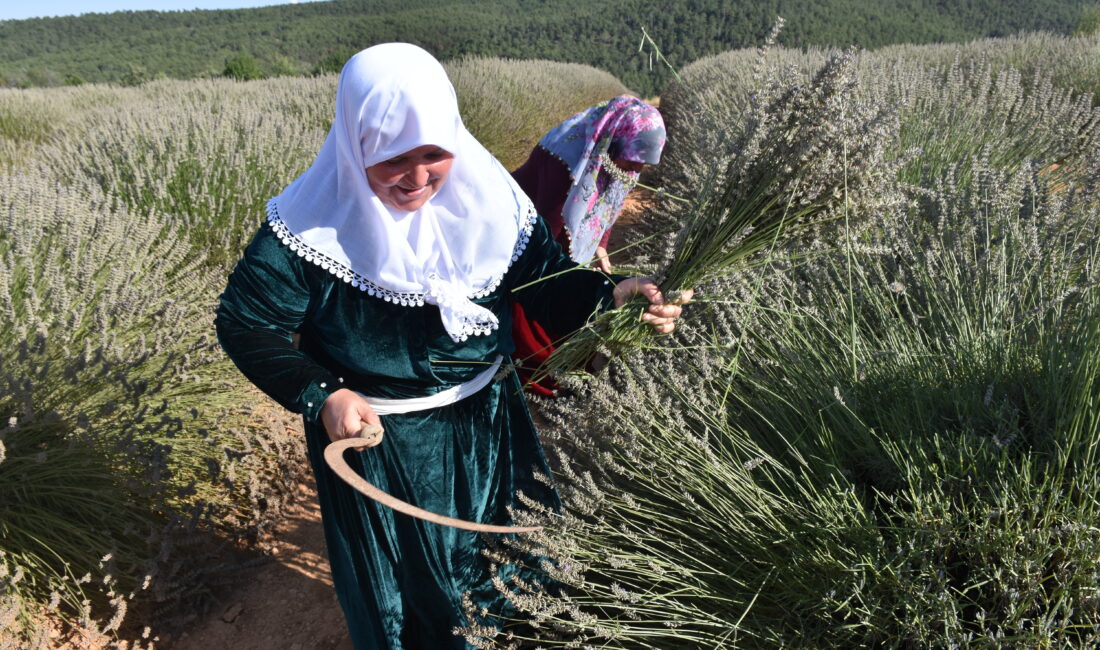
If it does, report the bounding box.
[538,95,665,263]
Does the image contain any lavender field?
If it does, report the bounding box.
[2,30,1100,649]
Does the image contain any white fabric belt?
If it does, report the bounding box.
[356,355,504,415]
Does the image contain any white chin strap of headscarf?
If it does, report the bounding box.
[265,43,534,343]
[424,274,499,342]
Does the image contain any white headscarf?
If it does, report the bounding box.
[266,43,535,342]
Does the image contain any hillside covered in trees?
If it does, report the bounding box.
[0,0,1097,96]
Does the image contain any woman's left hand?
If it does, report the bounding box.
[613,277,693,334]
[592,245,613,273]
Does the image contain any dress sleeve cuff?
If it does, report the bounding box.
[298,378,340,423]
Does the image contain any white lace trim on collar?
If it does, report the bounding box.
[265,200,537,337]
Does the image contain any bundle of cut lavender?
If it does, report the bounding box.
[535,46,902,382]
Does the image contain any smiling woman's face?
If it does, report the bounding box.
[366,145,455,211]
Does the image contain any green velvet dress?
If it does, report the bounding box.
[215,214,615,649]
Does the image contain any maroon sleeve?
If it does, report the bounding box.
[511,145,572,241]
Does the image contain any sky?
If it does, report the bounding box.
[0,1,326,22]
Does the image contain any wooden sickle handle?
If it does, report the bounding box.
[323,425,542,534]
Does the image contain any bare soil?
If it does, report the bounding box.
[160,478,350,650]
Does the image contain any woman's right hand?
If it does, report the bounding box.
[613,277,693,334]
[320,388,384,447]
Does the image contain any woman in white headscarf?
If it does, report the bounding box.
[215,43,688,649]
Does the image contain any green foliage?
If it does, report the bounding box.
[468,34,1100,649]
[223,51,263,81]
[118,63,148,87]
[1074,4,1100,34]
[310,48,356,76]
[268,54,303,78]
[0,0,1094,95]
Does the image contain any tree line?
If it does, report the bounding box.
[0,0,1095,95]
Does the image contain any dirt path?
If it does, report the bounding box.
[165,479,350,650]
[607,190,653,266]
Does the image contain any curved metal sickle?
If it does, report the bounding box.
[323,424,542,534]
